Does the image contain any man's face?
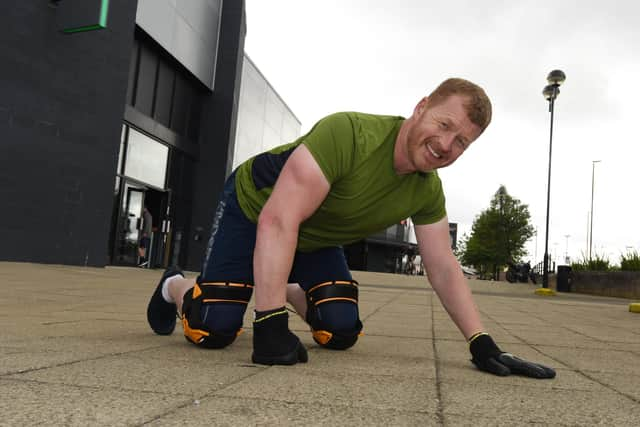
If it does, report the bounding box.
[405,94,482,173]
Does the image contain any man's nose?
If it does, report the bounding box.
[440,134,455,152]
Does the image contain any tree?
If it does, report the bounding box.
[460,186,534,279]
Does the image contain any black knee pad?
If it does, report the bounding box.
[305,280,363,350]
[181,281,253,349]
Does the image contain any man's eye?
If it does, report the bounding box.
[456,139,466,149]
[439,121,448,129]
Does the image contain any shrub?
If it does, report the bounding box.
[571,252,611,271]
[570,260,586,271]
[620,250,640,271]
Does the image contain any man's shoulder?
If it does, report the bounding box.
[307,112,404,140]
[341,112,404,156]
[339,111,404,128]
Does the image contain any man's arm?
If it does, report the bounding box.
[416,217,556,379]
[253,144,330,311]
[414,217,483,339]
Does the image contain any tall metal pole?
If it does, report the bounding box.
[589,160,600,261]
[541,70,565,290]
[586,211,590,257]
[534,226,538,262]
[542,96,555,289]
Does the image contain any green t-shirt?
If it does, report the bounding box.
[235,112,446,251]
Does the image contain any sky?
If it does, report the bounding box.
[243,0,640,266]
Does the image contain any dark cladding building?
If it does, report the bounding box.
[1,0,246,271]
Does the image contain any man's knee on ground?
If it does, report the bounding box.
[181,281,253,349]
[306,280,363,350]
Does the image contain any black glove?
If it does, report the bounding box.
[469,333,556,379]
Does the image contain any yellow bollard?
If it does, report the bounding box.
[534,288,557,296]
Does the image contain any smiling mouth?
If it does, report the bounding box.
[427,143,442,159]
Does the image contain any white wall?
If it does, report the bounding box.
[231,55,301,170]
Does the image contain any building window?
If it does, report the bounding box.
[124,127,169,188]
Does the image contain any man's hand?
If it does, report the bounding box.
[468,333,556,379]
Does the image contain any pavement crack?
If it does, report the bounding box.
[137,367,268,426]
[572,370,640,404]
[507,330,640,406]
[360,290,406,322]
[1,376,192,398]
[210,393,433,415]
[40,320,82,325]
[0,343,174,378]
[430,294,445,427]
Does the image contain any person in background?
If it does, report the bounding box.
[138,206,153,267]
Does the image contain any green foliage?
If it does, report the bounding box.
[571,252,612,271]
[454,233,468,259]
[570,261,585,271]
[459,186,534,279]
[620,249,640,271]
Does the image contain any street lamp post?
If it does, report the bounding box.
[534,226,538,262]
[541,70,566,289]
[589,160,601,260]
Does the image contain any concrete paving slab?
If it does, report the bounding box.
[361,318,433,339]
[217,366,440,413]
[563,325,640,344]
[0,378,191,427]
[607,341,640,353]
[368,304,432,319]
[440,379,640,426]
[0,337,170,376]
[2,262,640,426]
[584,371,640,402]
[542,346,640,375]
[442,413,557,427]
[7,352,263,396]
[144,395,438,427]
[304,350,436,379]
[352,334,435,359]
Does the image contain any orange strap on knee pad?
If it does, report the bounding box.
[305,280,363,350]
[307,280,359,307]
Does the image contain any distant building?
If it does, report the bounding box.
[232,56,301,169]
[345,220,459,273]
[449,222,458,250]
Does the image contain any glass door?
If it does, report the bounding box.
[114,182,145,265]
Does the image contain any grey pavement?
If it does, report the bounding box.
[1,262,639,426]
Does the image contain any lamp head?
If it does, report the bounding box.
[543,84,559,101]
[547,70,566,85]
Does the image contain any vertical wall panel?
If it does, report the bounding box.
[170,73,189,135]
[126,41,139,106]
[134,44,158,117]
[154,59,175,127]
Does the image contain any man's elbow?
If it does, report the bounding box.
[425,256,462,284]
[257,209,299,236]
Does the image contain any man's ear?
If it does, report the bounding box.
[413,96,429,116]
